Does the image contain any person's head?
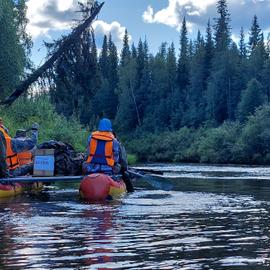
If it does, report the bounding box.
[98,118,112,132]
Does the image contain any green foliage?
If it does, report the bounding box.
[0,95,88,151]
[197,122,241,163]
[127,109,270,165]
[0,0,29,98]
[235,105,270,164]
[238,78,265,121]
[2,0,270,166]
[127,154,138,165]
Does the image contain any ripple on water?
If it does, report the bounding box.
[0,186,270,269]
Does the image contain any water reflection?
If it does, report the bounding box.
[1,164,270,269]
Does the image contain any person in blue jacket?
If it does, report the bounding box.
[83,118,134,192]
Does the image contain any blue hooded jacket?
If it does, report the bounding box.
[84,118,120,174]
[98,118,112,132]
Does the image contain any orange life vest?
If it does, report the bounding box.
[86,131,115,167]
[0,127,19,170]
[18,151,33,166]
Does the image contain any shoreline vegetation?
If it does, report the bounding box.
[2,0,270,166]
[3,95,270,165]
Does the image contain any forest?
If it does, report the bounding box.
[1,0,270,164]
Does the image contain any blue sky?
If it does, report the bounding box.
[27,0,270,66]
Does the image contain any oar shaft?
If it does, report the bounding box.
[0,176,83,183]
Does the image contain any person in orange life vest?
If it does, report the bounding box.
[15,129,35,166]
[0,120,39,177]
[0,130,7,178]
[83,118,121,175]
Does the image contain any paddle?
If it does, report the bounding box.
[0,170,173,191]
[130,167,164,175]
[0,176,83,184]
[128,169,173,191]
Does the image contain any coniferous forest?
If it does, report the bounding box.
[2,0,270,164]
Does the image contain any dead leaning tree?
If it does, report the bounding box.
[1,1,104,106]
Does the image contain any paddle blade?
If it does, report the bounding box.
[128,170,173,191]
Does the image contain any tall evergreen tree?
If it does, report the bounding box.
[248,17,267,82]
[261,58,270,102]
[115,40,138,131]
[14,0,32,67]
[99,35,108,76]
[167,42,177,123]
[0,0,29,99]
[206,0,235,124]
[120,29,131,66]
[144,43,169,131]
[133,39,151,125]
[249,15,262,51]
[177,17,189,92]
[214,0,231,51]
[107,34,119,118]
[172,17,190,129]
[183,31,206,127]
[238,78,265,121]
[205,19,214,81]
[239,27,247,59]
[51,30,100,125]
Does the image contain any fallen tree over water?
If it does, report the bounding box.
[1,1,104,106]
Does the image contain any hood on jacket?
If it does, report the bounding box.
[98,118,112,132]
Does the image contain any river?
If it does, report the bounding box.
[1,163,270,269]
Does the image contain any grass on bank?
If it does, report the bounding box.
[3,95,270,165]
[126,105,270,165]
[1,95,89,152]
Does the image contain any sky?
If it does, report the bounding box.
[26,0,270,66]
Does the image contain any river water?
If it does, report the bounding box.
[1,164,270,269]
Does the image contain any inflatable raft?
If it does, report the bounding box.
[0,182,43,198]
[80,173,127,201]
[0,174,127,201]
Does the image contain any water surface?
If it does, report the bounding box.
[1,164,270,269]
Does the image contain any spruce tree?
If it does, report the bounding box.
[214,0,231,52]
[134,39,151,124]
[107,34,119,118]
[0,0,28,99]
[248,17,267,81]
[120,29,131,66]
[205,19,214,82]
[249,15,262,51]
[177,17,189,93]
[172,17,190,129]
[261,58,270,102]
[99,35,108,77]
[183,31,206,127]
[239,27,247,59]
[115,50,138,131]
[145,43,169,131]
[166,43,177,128]
[51,30,100,125]
[238,78,265,121]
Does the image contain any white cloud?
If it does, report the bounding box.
[93,20,131,48]
[26,0,78,38]
[143,0,216,31]
[26,0,97,38]
[142,0,270,35]
[26,0,130,52]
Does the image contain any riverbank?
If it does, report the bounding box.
[126,105,270,165]
[3,96,270,166]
